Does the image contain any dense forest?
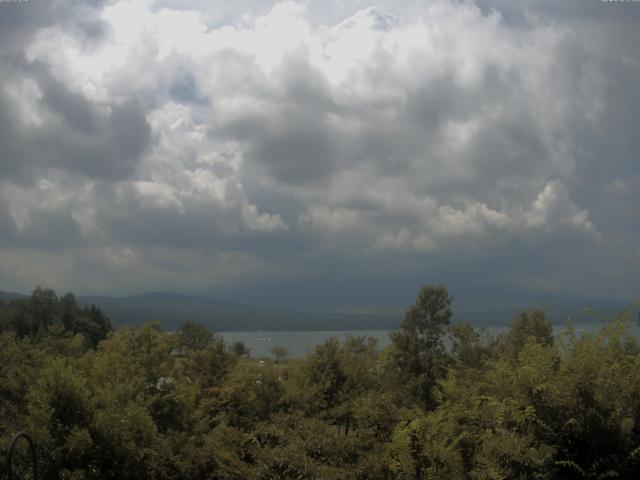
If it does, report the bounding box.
[1,286,640,479]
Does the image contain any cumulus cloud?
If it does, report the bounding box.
[521,180,599,235]
[0,0,638,305]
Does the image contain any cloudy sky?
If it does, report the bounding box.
[0,0,638,310]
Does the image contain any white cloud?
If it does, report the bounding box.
[521,180,599,236]
[300,205,365,233]
[0,0,637,303]
[433,203,512,237]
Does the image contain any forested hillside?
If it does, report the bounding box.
[1,286,639,479]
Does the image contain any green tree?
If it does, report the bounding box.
[27,359,95,478]
[229,340,251,357]
[271,346,289,364]
[293,337,347,416]
[30,286,60,337]
[177,320,213,351]
[390,284,452,408]
[498,308,554,359]
[219,360,285,429]
[60,292,79,332]
[1,288,111,347]
[449,323,487,369]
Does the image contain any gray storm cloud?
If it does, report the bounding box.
[0,0,638,306]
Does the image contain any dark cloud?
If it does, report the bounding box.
[107,101,152,176]
[30,97,151,180]
[28,61,101,134]
[0,0,151,182]
[0,0,109,54]
[215,58,342,185]
[0,58,151,181]
[0,0,638,309]
[1,211,83,250]
[475,0,640,25]
[0,193,83,250]
[0,95,30,181]
[247,117,339,185]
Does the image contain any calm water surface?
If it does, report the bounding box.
[220,330,393,358]
[220,323,640,358]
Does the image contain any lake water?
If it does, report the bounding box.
[220,322,640,358]
[220,330,393,358]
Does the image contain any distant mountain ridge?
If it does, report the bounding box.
[1,289,635,331]
[0,290,28,303]
[75,292,401,331]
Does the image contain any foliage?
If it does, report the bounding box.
[1,286,640,479]
[389,285,452,408]
[270,346,289,364]
[0,287,112,347]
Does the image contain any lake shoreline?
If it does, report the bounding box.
[219,321,640,358]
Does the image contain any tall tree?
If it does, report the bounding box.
[390,284,452,408]
[499,308,553,359]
